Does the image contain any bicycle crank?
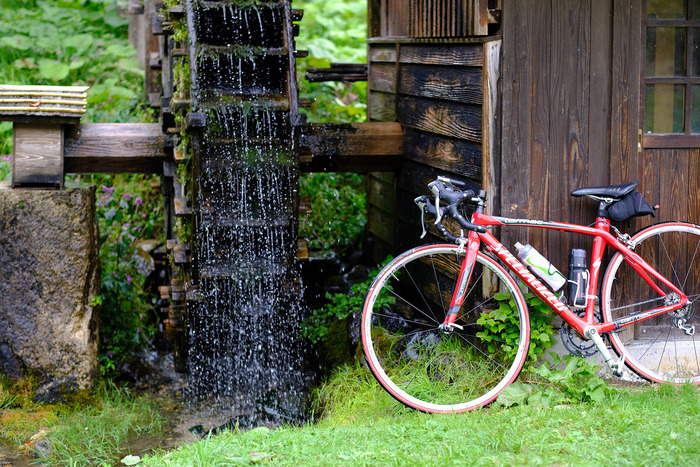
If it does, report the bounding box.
[560,310,601,358]
[584,327,625,377]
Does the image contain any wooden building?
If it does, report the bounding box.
[366,0,700,271]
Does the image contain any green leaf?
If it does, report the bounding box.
[105,207,117,221]
[63,33,95,53]
[69,58,86,70]
[1,35,32,50]
[121,455,141,465]
[105,43,136,58]
[37,59,70,81]
[109,86,138,101]
[497,382,532,407]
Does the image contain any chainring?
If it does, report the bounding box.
[559,310,601,358]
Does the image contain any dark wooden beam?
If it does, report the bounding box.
[305,63,368,82]
[64,123,169,174]
[63,122,402,174]
[299,122,403,172]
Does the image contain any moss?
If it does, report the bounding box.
[316,316,354,372]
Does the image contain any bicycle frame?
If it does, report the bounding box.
[444,213,689,340]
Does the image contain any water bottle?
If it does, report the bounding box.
[514,242,566,291]
[568,249,588,308]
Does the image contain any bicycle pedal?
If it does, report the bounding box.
[610,355,625,378]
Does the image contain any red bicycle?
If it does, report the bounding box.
[361,176,699,413]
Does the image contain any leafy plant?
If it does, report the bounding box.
[301,257,393,344]
[497,353,616,407]
[477,290,556,370]
[0,153,11,182]
[94,177,163,377]
[299,172,367,253]
[0,0,154,154]
[296,0,368,124]
[295,0,369,255]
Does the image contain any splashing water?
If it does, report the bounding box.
[183,0,313,424]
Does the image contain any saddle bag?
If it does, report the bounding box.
[607,192,655,222]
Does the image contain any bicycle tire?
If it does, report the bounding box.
[601,222,700,384]
[361,244,531,413]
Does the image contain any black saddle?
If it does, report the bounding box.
[571,181,638,199]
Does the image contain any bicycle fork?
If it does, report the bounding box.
[440,231,481,333]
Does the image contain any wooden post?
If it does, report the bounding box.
[12,123,64,188]
[0,85,88,189]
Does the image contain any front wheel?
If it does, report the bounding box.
[601,222,700,384]
[361,244,530,413]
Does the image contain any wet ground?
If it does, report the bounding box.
[0,351,290,466]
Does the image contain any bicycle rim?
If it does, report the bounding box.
[361,244,530,413]
[602,222,700,384]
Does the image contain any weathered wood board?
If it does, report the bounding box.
[12,123,64,188]
[64,123,168,174]
[299,122,403,172]
[367,40,497,261]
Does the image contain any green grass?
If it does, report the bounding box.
[142,367,700,466]
[0,383,163,466]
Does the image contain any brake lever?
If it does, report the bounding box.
[429,182,443,224]
[414,196,429,238]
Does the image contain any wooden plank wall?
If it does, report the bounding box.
[499,0,643,270]
[367,40,498,260]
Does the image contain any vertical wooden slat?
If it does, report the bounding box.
[483,40,501,216]
[500,0,533,249]
[368,0,382,38]
[588,0,613,187]
[610,0,642,185]
[552,0,592,256]
[528,0,551,253]
[689,149,700,223]
[406,0,491,37]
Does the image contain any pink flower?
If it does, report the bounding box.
[135,197,143,205]
[126,275,132,284]
[1,156,11,162]
[136,327,141,333]
[123,193,132,201]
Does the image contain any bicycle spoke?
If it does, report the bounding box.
[430,254,448,321]
[403,262,442,324]
[379,278,443,325]
[603,223,700,384]
[362,246,529,412]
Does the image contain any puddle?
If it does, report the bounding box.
[0,437,33,467]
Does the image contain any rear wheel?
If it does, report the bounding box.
[361,244,530,413]
[601,222,700,383]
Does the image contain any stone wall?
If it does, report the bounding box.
[0,187,99,401]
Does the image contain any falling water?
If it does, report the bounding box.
[182,0,312,423]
